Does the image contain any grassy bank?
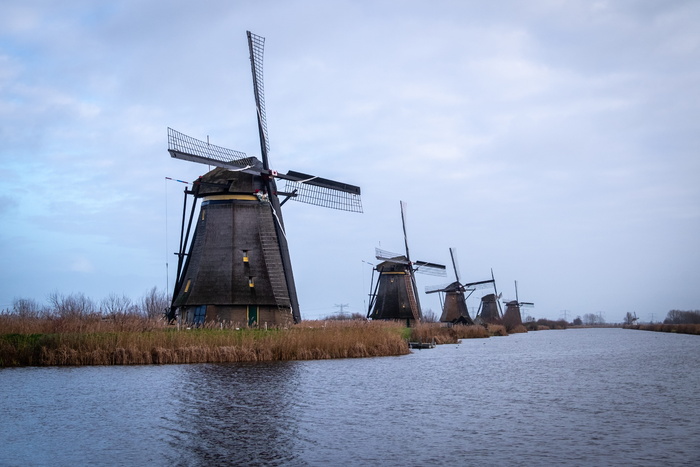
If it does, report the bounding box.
[0,317,413,366]
[409,322,500,344]
[623,323,700,335]
[1,311,520,367]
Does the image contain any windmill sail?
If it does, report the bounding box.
[168,31,361,327]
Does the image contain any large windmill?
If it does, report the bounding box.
[425,248,495,325]
[366,201,445,325]
[502,280,534,329]
[167,31,362,326]
[474,269,504,325]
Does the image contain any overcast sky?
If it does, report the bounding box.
[1,0,698,322]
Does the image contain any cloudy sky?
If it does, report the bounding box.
[1,0,698,322]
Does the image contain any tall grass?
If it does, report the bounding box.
[409,323,490,344]
[0,315,412,366]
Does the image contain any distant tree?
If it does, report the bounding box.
[524,315,536,323]
[572,316,583,326]
[48,291,96,318]
[664,309,700,325]
[583,313,606,325]
[421,309,439,323]
[141,287,170,319]
[11,298,45,318]
[101,293,138,316]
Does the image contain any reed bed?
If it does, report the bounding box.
[624,323,700,335]
[409,323,490,344]
[0,317,411,367]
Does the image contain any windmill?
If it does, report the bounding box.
[167,31,362,326]
[425,248,495,325]
[474,269,504,325]
[366,201,446,325]
[502,280,534,329]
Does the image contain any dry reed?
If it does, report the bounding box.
[409,323,489,344]
[0,316,412,367]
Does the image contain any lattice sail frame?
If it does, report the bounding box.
[168,128,253,170]
[425,278,495,294]
[248,31,270,160]
[168,128,362,212]
[284,178,363,213]
[374,247,446,276]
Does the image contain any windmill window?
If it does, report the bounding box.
[201,210,206,221]
[184,279,191,293]
[242,251,249,263]
[248,277,255,288]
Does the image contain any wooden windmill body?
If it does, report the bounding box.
[474,269,504,325]
[168,32,362,326]
[501,280,534,330]
[366,201,445,325]
[425,248,495,326]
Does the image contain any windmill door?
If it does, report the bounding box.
[247,306,258,327]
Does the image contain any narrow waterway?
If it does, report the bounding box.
[1,328,698,466]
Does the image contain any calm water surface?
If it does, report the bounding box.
[1,328,698,466]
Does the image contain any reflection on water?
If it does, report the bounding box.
[162,363,302,466]
[1,328,699,466]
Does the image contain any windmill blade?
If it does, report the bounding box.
[449,247,461,283]
[462,279,495,290]
[491,268,500,298]
[414,260,447,276]
[168,128,260,173]
[282,171,362,213]
[520,302,535,307]
[400,201,410,261]
[247,31,270,169]
[375,247,407,262]
[425,282,451,294]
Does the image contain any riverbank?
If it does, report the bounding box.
[623,323,700,335]
[0,319,409,366]
[0,314,513,366]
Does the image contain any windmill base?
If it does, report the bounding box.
[178,304,295,328]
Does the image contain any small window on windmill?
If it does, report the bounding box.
[201,209,206,221]
[248,277,255,288]
[242,250,249,263]
[184,279,192,293]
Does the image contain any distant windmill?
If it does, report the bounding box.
[366,201,446,325]
[167,31,362,326]
[502,280,534,330]
[425,248,495,325]
[474,269,503,325]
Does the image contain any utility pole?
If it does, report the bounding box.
[335,303,349,314]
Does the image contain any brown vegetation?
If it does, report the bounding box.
[524,319,568,331]
[409,323,492,344]
[1,292,575,367]
[623,323,700,335]
[0,311,412,366]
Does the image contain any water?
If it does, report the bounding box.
[1,328,698,466]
